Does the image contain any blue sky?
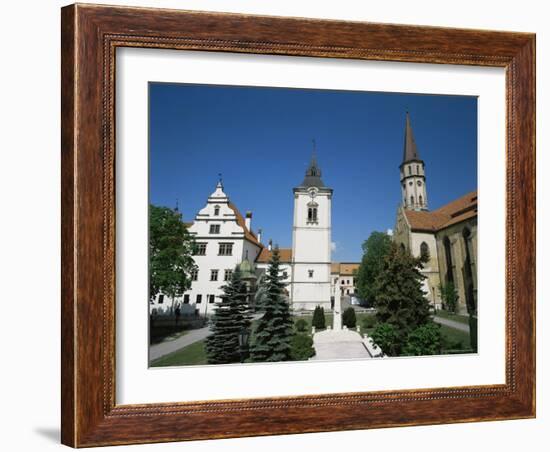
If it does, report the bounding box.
[149,83,477,262]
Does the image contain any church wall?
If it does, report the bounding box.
[393,208,411,250]
[435,218,477,315]
[410,231,442,308]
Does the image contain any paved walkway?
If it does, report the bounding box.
[149,326,211,361]
[433,316,470,333]
[311,329,371,360]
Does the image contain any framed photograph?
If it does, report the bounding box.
[61,3,535,447]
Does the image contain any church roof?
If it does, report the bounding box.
[299,148,325,188]
[227,202,262,247]
[402,112,422,164]
[331,262,360,275]
[404,190,477,232]
[255,248,293,263]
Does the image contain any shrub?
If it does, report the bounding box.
[362,314,377,330]
[370,323,401,356]
[342,307,357,328]
[439,282,458,313]
[290,334,315,361]
[311,306,326,330]
[295,318,308,333]
[403,322,442,356]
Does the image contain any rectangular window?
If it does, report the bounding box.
[210,269,219,281]
[209,224,221,234]
[218,242,233,256]
[183,294,190,304]
[208,294,215,304]
[158,294,164,304]
[308,270,314,278]
[194,242,207,255]
[196,294,202,304]
[224,269,233,281]
[190,268,198,281]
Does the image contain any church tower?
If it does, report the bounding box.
[291,146,333,311]
[400,112,428,211]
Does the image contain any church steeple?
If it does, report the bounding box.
[402,111,421,163]
[300,140,325,188]
[400,112,428,211]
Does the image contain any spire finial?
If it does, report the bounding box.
[217,173,223,189]
[175,198,179,212]
[402,111,420,163]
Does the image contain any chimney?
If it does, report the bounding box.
[245,211,252,230]
[257,228,262,244]
[268,239,272,251]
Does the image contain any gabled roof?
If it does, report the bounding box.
[402,112,422,164]
[227,202,262,247]
[404,190,477,232]
[255,248,292,263]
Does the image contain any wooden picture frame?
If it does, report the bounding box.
[61,3,535,447]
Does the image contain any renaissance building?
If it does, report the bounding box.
[151,153,343,315]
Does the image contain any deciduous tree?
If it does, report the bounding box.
[149,204,196,304]
[355,231,392,304]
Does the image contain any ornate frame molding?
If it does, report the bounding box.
[61,4,535,447]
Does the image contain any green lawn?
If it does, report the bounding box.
[291,313,334,332]
[434,310,470,325]
[150,339,207,367]
[439,324,473,353]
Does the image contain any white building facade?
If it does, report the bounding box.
[152,153,346,315]
[290,155,333,310]
[150,180,263,316]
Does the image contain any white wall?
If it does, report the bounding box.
[1,1,547,452]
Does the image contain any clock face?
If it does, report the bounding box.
[308,187,318,199]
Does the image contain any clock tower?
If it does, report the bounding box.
[290,147,333,311]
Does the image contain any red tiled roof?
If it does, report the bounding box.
[331,262,360,275]
[256,248,292,263]
[404,190,477,232]
[227,202,262,247]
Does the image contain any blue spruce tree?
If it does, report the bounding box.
[250,247,294,362]
[205,266,252,364]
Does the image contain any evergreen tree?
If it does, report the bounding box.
[342,307,357,328]
[205,267,252,364]
[311,305,326,330]
[373,242,431,353]
[250,247,294,362]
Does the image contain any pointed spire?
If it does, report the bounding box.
[217,172,223,189]
[300,140,325,187]
[402,111,421,163]
[174,198,179,212]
